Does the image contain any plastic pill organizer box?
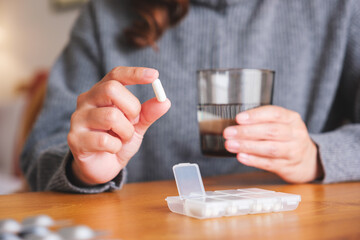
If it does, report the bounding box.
[165,163,301,219]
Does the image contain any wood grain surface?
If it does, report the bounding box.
[0,171,359,240]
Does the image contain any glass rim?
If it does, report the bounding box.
[196,68,275,74]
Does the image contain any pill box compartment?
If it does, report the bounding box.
[165,163,301,219]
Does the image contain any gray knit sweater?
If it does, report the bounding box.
[21,0,360,193]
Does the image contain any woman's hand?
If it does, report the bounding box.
[67,67,171,186]
[223,105,323,183]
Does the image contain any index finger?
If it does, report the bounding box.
[236,105,300,124]
[102,66,159,85]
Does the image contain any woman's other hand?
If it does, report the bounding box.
[223,105,323,183]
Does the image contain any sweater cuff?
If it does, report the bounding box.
[310,131,360,183]
[46,147,127,193]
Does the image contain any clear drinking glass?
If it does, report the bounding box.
[197,68,275,157]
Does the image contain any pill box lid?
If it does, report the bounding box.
[173,163,206,199]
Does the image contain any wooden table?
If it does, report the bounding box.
[1,172,359,240]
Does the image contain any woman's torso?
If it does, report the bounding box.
[87,0,357,182]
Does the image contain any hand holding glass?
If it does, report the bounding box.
[197,68,275,157]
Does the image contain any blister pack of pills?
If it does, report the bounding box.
[0,215,112,240]
[166,163,301,219]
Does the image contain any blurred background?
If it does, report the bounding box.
[0,0,86,194]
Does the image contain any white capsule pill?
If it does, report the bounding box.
[58,225,95,240]
[22,215,54,228]
[262,204,272,212]
[273,202,282,212]
[0,219,21,234]
[152,79,167,102]
[205,208,213,218]
[254,203,262,212]
[227,206,238,215]
[212,208,220,217]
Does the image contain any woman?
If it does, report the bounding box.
[21,0,360,192]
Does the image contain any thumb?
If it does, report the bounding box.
[134,98,171,136]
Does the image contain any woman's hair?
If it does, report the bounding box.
[124,0,189,49]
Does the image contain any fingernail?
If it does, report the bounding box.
[131,115,140,125]
[239,153,249,159]
[224,127,237,138]
[237,112,249,123]
[143,69,157,79]
[238,153,249,164]
[226,140,240,151]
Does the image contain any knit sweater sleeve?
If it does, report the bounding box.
[310,2,360,183]
[20,1,126,192]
